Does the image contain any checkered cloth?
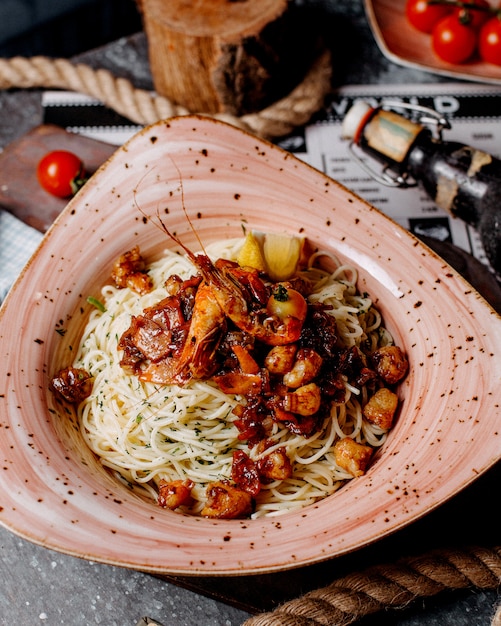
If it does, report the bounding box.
[0,210,43,304]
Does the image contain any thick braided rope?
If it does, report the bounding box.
[493,603,501,626]
[242,546,501,626]
[0,51,332,139]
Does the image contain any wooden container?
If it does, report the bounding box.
[139,0,321,115]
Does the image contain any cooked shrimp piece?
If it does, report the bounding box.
[157,479,194,509]
[172,282,226,380]
[125,272,154,295]
[372,345,408,384]
[334,437,373,477]
[119,276,201,378]
[111,246,153,295]
[201,480,253,519]
[283,348,323,388]
[363,387,399,430]
[256,444,293,481]
[212,371,264,395]
[139,282,226,384]
[264,344,298,375]
[232,344,260,374]
[272,406,320,437]
[216,260,269,305]
[165,231,308,346]
[282,382,322,416]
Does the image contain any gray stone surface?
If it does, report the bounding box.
[0,531,250,625]
[0,2,499,625]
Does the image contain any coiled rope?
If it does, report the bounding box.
[242,546,501,626]
[0,50,332,139]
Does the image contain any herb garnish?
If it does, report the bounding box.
[272,284,289,302]
[87,296,106,312]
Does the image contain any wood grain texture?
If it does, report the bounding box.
[141,0,322,114]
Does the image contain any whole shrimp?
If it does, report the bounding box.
[139,280,226,385]
[163,227,308,347]
[170,281,226,380]
[134,167,307,355]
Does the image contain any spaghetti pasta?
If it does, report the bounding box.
[72,238,403,519]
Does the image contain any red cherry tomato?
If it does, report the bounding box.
[405,0,452,33]
[432,15,478,63]
[37,150,87,198]
[453,0,491,30]
[479,16,501,65]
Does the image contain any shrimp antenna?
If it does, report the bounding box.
[156,208,199,265]
[168,155,207,255]
[132,157,208,260]
[132,166,164,231]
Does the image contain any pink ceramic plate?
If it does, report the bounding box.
[365,0,501,84]
[1,116,500,575]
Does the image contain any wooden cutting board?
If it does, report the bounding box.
[0,124,116,232]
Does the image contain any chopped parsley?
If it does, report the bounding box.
[86,296,106,312]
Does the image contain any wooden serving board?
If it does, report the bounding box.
[0,124,116,232]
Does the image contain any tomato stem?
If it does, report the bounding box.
[70,165,88,195]
[272,284,289,302]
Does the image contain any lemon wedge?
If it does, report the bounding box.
[237,231,267,272]
[263,232,304,281]
[238,230,304,281]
